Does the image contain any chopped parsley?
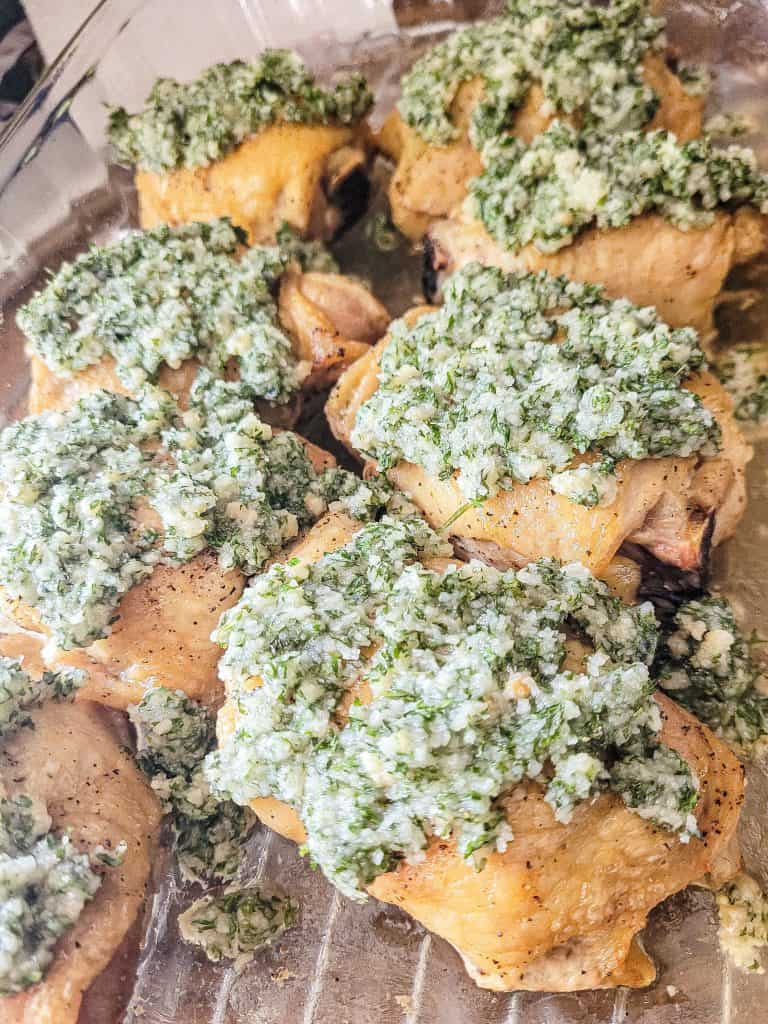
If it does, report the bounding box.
[130,687,253,883]
[677,62,712,98]
[353,263,719,505]
[469,124,768,254]
[0,374,385,650]
[398,0,665,147]
[656,596,768,755]
[108,50,372,172]
[179,886,297,967]
[17,218,336,403]
[207,514,697,900]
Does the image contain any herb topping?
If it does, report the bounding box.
[353,264,718,506]
[179,886,297,967]
[399,0,665,147]
[18,219,335,403]
[108,50,372,172]
[470,124,768,254]
[657,596,768,755]
[207,513,698,900]
[130,687,254,883]
[0,374,384,649]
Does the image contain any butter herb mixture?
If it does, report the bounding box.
[399,0,664,147]
[470,124,768,254]
[353,264,718,506]
[0,794,101,995]
[179,887,297,967]
[0,389,172,649]
[0,656,83,738]
[0,659,100,995]
[0,373,381,649]
[108,50,372,172]
[657,596,768,755]
[130,687,254,883]
[207,512,698,900]
[17,219,334,402]
[717,873,768,973]
[716,344,768,428]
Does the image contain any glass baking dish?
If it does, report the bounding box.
[0,1,767,1021]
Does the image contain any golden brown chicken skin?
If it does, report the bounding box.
[215,513,744,993]
[424,207,768,340]
[136,121,372,245]
[27,268,389,420]
[371,695,743,991]
[380,53,703,244]
[0,635,161,1024]
[326,324,752,582]
[0,438,335,710]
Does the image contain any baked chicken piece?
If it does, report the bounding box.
[211,510,744,992]
[0,372,377,710]
[382,51,702,244]
[327,266,752,585]
[0,635,160,1024]
[18,219,388,422]
[19,551,247,711]
[383,2,768,338]
[108,52,374,244]
[424,199,767,342]
[381,1,703,243]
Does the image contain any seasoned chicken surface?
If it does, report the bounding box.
[216,515,744,992]
[425,208,768,339]
[27,270,389,417]
[371,695,743,991]
[0,635,160,1024]
[136,122,371,244]
[0,440,335,710]
[40,551,245,710]
[381,53,703,243]
[327,333,752,578]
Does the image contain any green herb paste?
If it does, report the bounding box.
[130,686,253,883]
[716,344,768,428]
[717,873,768,973]
[0,794,102,994]
[470,124,768,254]
[0,656,83,738]
[17,219,335,402]
[179,886,297,967]
[656,595,768,755]
[108,50,372,172]
[353,264,718,506]
[0,373,385,649]
[207,512,697,900]
[399,0,665,147]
